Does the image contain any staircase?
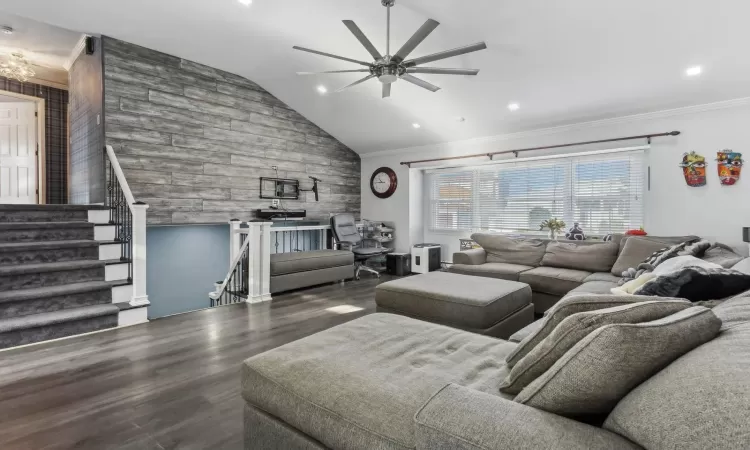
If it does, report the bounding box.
[0,204,142,349]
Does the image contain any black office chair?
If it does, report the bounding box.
[330,214,389,280]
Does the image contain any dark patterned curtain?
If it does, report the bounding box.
[0,76,69,204]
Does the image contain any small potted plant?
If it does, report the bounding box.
[540,218,566,240]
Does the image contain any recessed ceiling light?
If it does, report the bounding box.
[238,0,252,5]
[685,66,702,77]
[1,26,13,35]
[508,103,520,112]
[412,123,421,129]
[317,85,328,94]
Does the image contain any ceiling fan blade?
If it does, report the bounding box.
[400,74,441,92]
[392,19,440,63]
[406,67,480,75]
[404,42,487,67]
[342,20,383,60]
[335,74,377,93]
[297,69,371,75]
[382,83,391,98]
[293,46,372,67]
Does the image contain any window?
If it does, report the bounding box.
[428,151,644,235]
[429,171,474,230]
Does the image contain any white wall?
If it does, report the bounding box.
[361,100,750,258]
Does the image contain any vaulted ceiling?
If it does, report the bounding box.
[2,0,749,153]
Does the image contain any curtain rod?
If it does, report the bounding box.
[400,131,680,167]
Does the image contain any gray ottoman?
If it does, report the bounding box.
[375,272,534,339]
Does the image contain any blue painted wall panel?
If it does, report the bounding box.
[146,225,230,319]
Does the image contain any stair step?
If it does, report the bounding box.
[0,222,94,243]
[0,260,105,291]
[0,304,119,349]
[0,281,113,319]
[0,240,100,266]
[0,205,109,223]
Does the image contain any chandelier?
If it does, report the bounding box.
[0,53,36,83]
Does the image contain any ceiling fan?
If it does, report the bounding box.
[293,0,487,98]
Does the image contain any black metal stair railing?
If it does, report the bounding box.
[210,235,249,307]
[104,149,133,282]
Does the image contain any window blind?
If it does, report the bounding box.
[428,150,645,235]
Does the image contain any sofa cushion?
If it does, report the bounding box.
[500,301,691,395]
[702,244,745,268]
[732,258,750,276]
[472,233,547,266]
[541,241,619,273]
[505,294,687,367]
[270,250,354,276]
[617,234,700,252]
[515,307,721,417]
[604,296,750,449]
[375,272,532,329]
[564,281,619,298]
[449,262,534,281]
[611,237,674,276]
[242,314,516,450]
[519,266,591,296]
[584,272,622,283]
[509,320,544,343]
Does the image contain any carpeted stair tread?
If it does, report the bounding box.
[0,281,112,304]
[0,204,110,211]
[115,302,146,311]
[0,240,99,252]
[0,304,119,333]
[104,259,132,265]
[0,260,105,276]
[0,222,94,230]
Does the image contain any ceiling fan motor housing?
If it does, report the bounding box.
[376,64,403,84]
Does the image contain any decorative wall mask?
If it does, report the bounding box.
[679,152,707,187]
[716,150,743,185]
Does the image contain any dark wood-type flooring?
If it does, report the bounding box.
[0,276,395,450]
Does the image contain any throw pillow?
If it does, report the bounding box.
[504,294,687,367]
[611,238,673,277]
[513,307,722,417]
[701,243,745,268]
[471,233,546,266]
[499,300,692,395]
[619,240,695,284]
[634,265,750,301]
[678,239,712,259]
[541,241,619,273]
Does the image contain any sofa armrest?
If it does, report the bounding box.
[414,384,641,450]
[452,249,487,265]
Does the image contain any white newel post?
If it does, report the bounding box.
[246,221,273,303]
[130,202,150,307]
[229,219,242,264]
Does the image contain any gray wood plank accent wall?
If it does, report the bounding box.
[70,37,105,204]
[101,37,361,225]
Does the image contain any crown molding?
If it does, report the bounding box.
[361,97,750,159]
[63,34,88,71]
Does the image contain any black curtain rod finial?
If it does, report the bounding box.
[669,131,681,136]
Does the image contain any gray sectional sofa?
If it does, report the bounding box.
[450,233,698,313]
[242,292,750,449]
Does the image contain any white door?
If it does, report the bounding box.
[0,102,37,204]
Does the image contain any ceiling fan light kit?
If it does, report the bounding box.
[294,0,487,98]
